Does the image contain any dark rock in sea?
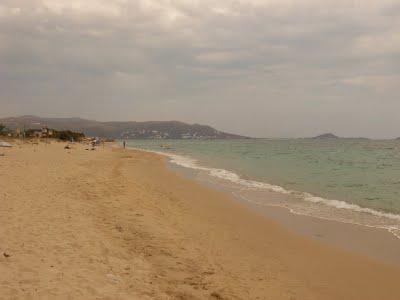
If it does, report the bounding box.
[313,133,339,139]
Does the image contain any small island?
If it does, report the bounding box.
[313,133,339,139]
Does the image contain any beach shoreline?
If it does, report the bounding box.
[1,141,400,299]
[122,139,400,240]
[124,143,400,266]
[166,161,400,266]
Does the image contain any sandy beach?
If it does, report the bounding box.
[1,141,400,299]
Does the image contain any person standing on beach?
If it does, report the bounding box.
[123,140,126,149]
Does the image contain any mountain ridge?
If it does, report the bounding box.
[0,116,249,139]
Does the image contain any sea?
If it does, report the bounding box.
[122,138,400,239]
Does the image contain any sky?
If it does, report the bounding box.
[0,0,399,138]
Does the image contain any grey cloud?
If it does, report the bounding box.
[0,0,399,138]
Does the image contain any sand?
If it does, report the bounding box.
[186,170,400,266]
[1,141,400,299]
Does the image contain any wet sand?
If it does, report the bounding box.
[246,201,400,265]
[169,162,400,266]
[1,141,400,299]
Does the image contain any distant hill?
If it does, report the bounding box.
[0,115,248,139]
[312,133,339,139]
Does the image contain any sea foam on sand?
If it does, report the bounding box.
[130,146,400,239]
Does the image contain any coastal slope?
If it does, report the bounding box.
[0,115,248,139]
[1,142,400,299]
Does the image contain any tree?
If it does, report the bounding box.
[53,130,85,141]
[0,124,6,135]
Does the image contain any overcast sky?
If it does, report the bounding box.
[1,0,399,138]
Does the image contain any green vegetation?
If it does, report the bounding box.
[53,130,85,141]
[24,128,85,141]
[0,123,9,136]
[24,129,41,137]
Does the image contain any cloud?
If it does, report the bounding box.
[342,74,400,91]
[40,0,123,18]
[0,0,399,137]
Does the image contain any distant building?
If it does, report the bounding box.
[181,133,192,139]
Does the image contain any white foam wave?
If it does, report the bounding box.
[303,194,400,221]
[233,192,400,240]
[165,151,291,194]
[127,146,400,224]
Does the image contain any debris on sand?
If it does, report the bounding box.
[210,292,223,299]
[0,141,12,148]
[3,252,11,258]
[106,273,121,283]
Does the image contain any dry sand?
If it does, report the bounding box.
[1,141,400,299]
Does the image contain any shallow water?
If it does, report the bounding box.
[122,138,400,238]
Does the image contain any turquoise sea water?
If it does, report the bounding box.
[123,139,400,236]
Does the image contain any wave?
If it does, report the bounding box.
[303,195,400,221]
[166,151,291,194]
[127,146,400,229]
[232,192,400,240]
